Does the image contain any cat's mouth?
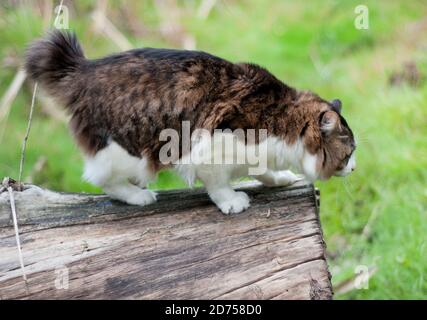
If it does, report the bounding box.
[333,153,356,177]
[334,170,352,177]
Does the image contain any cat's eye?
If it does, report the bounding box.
[343,153,352,164]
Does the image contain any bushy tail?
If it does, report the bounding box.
[24,30,85,94]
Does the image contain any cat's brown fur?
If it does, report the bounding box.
[25,30,355,180]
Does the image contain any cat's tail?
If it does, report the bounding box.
[24,30,85,98]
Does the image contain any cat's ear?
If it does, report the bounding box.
[321,111,339,133]
[331,99,342,114]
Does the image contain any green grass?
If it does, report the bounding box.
[0,0,426,299]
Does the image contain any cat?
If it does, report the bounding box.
[24,30,356,214]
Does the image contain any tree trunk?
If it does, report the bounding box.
[0,180,332,299]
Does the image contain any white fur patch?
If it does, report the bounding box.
[83,141,156,206]
[267,136,305,171]
[83,141,154,187]
[301,151,319,181]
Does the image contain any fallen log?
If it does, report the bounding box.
[0,180,332,299]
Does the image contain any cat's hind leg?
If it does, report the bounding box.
[83,141,157,206]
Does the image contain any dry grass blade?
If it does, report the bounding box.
[197,0,217,20]
[7,186,28,284]
[155,0,196,50]
[92,9,133,51]
[0,69,27,121]
[37,94,68,123]
[18,82,38,184]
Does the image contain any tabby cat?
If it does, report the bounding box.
[25,31,356,214]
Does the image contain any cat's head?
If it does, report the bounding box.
[290,91,356,181]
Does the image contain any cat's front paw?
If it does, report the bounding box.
[216,191,250,215]
[126,189,157,206]
[271,171,303,187]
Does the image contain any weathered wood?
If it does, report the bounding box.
[0,180,332,300]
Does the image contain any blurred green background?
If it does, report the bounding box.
[0,0,426,299]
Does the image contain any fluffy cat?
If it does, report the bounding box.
[25,30,356,214]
